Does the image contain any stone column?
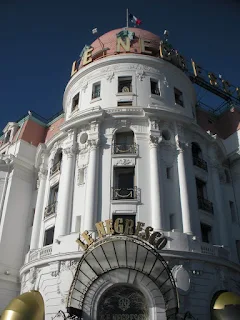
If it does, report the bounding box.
[177,142,193,235]
[149,135,164,230]
[84,139,99,232]
[211,161,228,246]
[30,157,48,250]
[54,131,77,240]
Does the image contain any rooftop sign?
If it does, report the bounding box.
[70,32,240,106]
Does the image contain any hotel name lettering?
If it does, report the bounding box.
[76,219,167,251]
[71,36,240,100]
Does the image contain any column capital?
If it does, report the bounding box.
[88,139,100,150]
[176,140,189,153]
[149,135,162,149]
[38,166,48,180]
[63,144,78,158]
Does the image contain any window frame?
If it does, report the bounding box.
[118,76,132,93]
[150,79,160,96]
[43,226,55,246]
[174,87,184,107]
[92,81,101,100]
[72,93,79,112]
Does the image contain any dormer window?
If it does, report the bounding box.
[72,93,79,112]
[118,76,132,93]
[4,131,11,144]
[151,79,160,95]
[92,82,101,99]
[174,87,184,107]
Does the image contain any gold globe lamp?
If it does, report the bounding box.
[1,290,44,320]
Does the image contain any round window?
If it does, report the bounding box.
[80,132,88,144]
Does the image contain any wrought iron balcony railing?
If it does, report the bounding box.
[50,161,61,176]
[112,187,137,200]
[113,143,137,154]
[193,156,208,171]
[198,196,213,214]
[44,201,57,218]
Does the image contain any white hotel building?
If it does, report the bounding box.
[0,27,240,320]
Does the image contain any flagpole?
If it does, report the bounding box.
[126,8,129,28]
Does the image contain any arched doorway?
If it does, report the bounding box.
[67,235,178,319]
[97,284,149,320]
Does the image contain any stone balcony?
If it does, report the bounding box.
[26,245,53,263]
[24,231,230,266]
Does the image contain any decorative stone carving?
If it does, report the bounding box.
[28,267,39,290]
[102,65,120,74]
[88,139,100,150]
[163,76,169,87]
[128,64,162,75]
[115,159,135,166]
[38,166,48,180]
[63,144,78,158]
[149,135,162,148]
[149,119,160,130]
[82,82,88,92]
[114,119,132,128]
[57,260,78,303]
[49,261,61,277]
[136,70,145,81]
[106,71,115,82]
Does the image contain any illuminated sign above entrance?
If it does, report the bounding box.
[76,218,167,251]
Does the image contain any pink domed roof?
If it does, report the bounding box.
[80,28,160,68]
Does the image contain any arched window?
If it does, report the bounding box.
[113,129,136,154]
[50,150,62,176]
[192,143,208,171]
[192,142,202,159]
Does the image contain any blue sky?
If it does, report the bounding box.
[0,0,239,131]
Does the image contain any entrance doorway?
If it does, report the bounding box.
[97,284,149,320]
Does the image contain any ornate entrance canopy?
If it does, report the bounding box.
[67,235,178,319]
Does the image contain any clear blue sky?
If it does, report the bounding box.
[0,0,239,131]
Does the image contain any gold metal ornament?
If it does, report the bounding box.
[1,290,44,320]
[213,291,240,310]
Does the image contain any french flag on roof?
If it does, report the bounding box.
[129,12,142,26]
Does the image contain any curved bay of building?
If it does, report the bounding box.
[0,28,240,319]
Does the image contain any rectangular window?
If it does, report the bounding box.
[49,184,59,204]
[113,167,136,200]
[118,76,132,93]
[72,93,79,112]
[117,101,132,106]
[43,227,55,246]
[151,79,160,95]
[174,88,184,107]
[166,167,173,179]
[200,223,212,243]
[92,82,101,99]
[75,216,81,233]
[230,201,237,223]
[78,168,85,185]
[236,240,240,262]
[196,178,207,199]
[112,214,136,234]
[169,214,175,230]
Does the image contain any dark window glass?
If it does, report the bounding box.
[44,227,55,246]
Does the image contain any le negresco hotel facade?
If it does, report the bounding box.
[0,27,240,320]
